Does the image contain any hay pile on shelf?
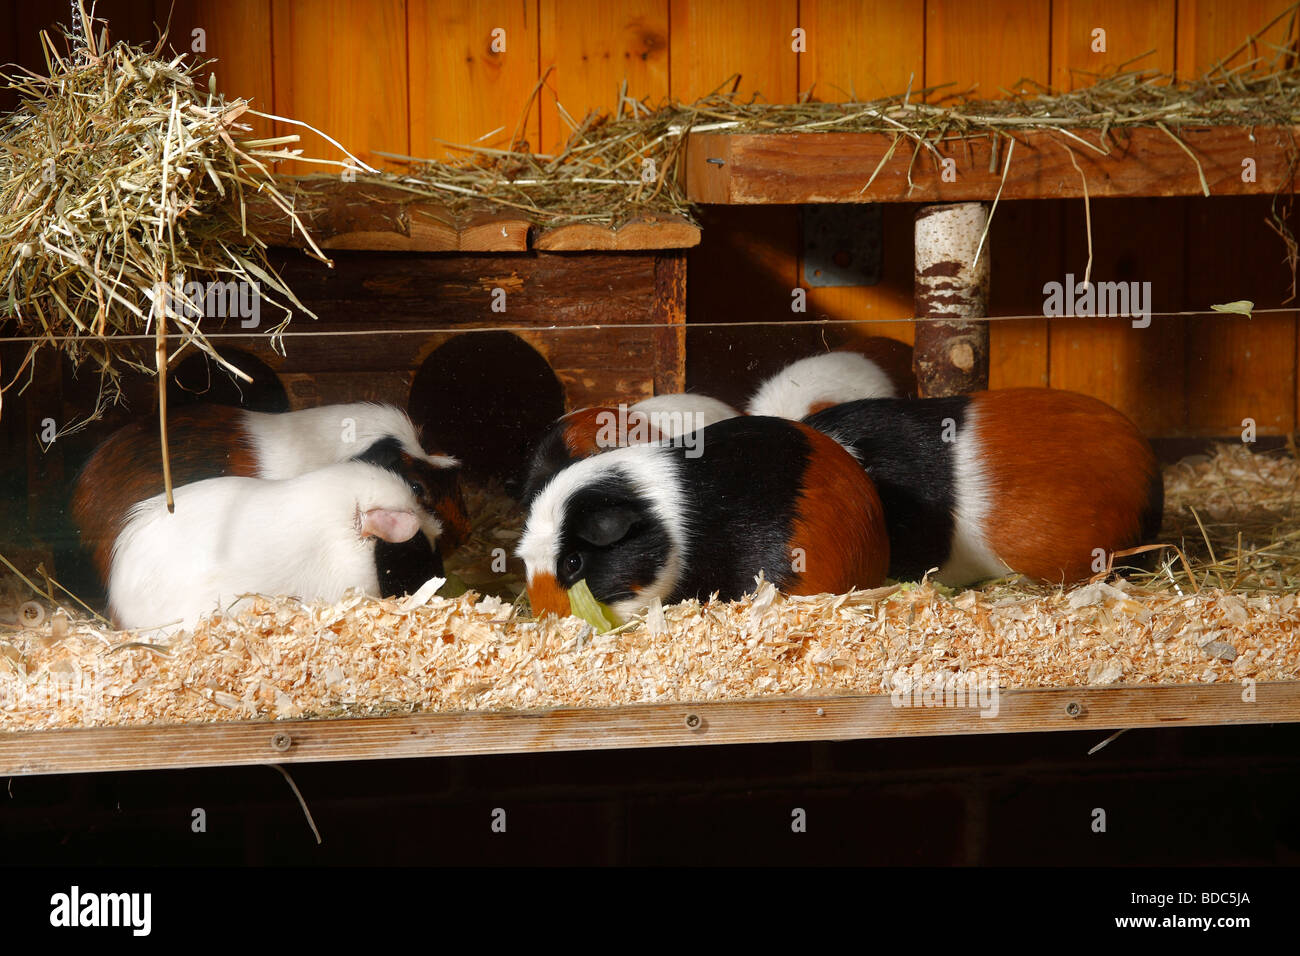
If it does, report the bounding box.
[2,443,1298,732]
[387,6,1300,227]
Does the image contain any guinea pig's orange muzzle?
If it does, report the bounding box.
[527,572,572,618]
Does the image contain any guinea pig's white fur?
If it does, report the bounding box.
[517,443,688,622]
[244,402,458,478]
[108,461,438,634]
[747,352,898,419]
[626,394,739,437]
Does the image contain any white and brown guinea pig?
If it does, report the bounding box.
[747,339,917,419]
[108,461,439,633]
[804,387,1163,585]
[516,392,739,504]
[517,415,889,621]
[71,402,468,587]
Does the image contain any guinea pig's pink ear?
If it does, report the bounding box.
[360,508,421,543]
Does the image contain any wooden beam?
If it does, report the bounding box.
[685,125,1300,204]
[2,682,1297,776]
[534,215,702,251]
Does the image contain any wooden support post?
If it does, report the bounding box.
[913,202,991,396]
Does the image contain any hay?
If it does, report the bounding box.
[379,7,1300,229]
[0,15,336,419]
[2,442,1298,731]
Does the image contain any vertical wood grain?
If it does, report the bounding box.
[539,0,668,154]
[409,0,540,160]
[271,0,408,172]
[673,0,804,397]
[1178,0,1298,436]
[802,1,923,351]
[1048,0,1183,432]
[162,0,276,140]
[928,0,1053,389]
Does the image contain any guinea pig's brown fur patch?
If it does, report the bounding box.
[974,388,1162,585]
[527,571,572,618]
[786,424,891,594]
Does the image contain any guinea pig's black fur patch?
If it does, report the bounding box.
[354,436,449,596]
[516,420,578,505]
[803,397,966,580]
[555,471,671,605]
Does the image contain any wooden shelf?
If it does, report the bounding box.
[685,124,1300,204]
[238,179,700,252]
[3,681,1297,776]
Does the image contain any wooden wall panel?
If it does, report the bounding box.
[270,0,408,172]
[802,1,923,351]
[927,0,1053,389]
[674,0,804,400]
[1048,0,1183,432]
[1178,0,1298,436]
[410,0,540,160]
[539,0,669,154]
[163,1,276,140]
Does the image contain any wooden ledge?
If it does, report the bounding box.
[685,124,1300,203]
[2,681,1296,776]
[236,178,700,253]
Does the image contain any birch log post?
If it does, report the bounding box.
[913,202,991,396]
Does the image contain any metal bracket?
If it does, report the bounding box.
[801,204,883,287]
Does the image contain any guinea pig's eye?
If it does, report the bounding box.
[562,552,584,578]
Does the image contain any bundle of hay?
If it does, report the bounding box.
[0,14,333,418]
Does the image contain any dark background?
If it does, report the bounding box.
[5,722,1299,865]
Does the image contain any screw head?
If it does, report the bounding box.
[1065,701,1083,718]
[271,732,293,752]
[684,713,702,731]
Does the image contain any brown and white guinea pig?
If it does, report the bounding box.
[517,415,890,621]
[71,402,468,587]
[108,461,440,634]
[747,339,917,419]
[516,393,739,504]
[804,387,1163,586]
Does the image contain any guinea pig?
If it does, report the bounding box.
[71,402,468,587]
[517,415,890,622]
[747,339,917,419]
[804,387,1163,585]
[517,393,739,504]
[108,460,440,634]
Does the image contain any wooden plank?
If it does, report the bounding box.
[1178,0,1299,436]
[1049,0,1180,432]
[928,0,1051,390]
[270,0,408,174]
[533,215,700,250]
[409,0,540,159]
[651,251,687,394]
[538,0,669,154]
[160,0,277,141]
[801,1,924,353]
[4,682,1298,776]
[671,0,801,403]
[685,125,1300,204]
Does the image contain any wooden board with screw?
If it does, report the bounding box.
[2,682,1296,776]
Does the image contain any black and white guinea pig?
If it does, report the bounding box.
[108,460,439,634]
[518,415,889,621]
[72,402,468,587]
[516,392,739,504]
[804,387,1163,585]
[747,339,917,419]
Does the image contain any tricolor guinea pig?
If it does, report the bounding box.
[108,460,440,634]
[804,387,1163,585]
[747,339,917,419]
[517,393,739,504]
[71,402,468,587]
[517,415,890,622]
